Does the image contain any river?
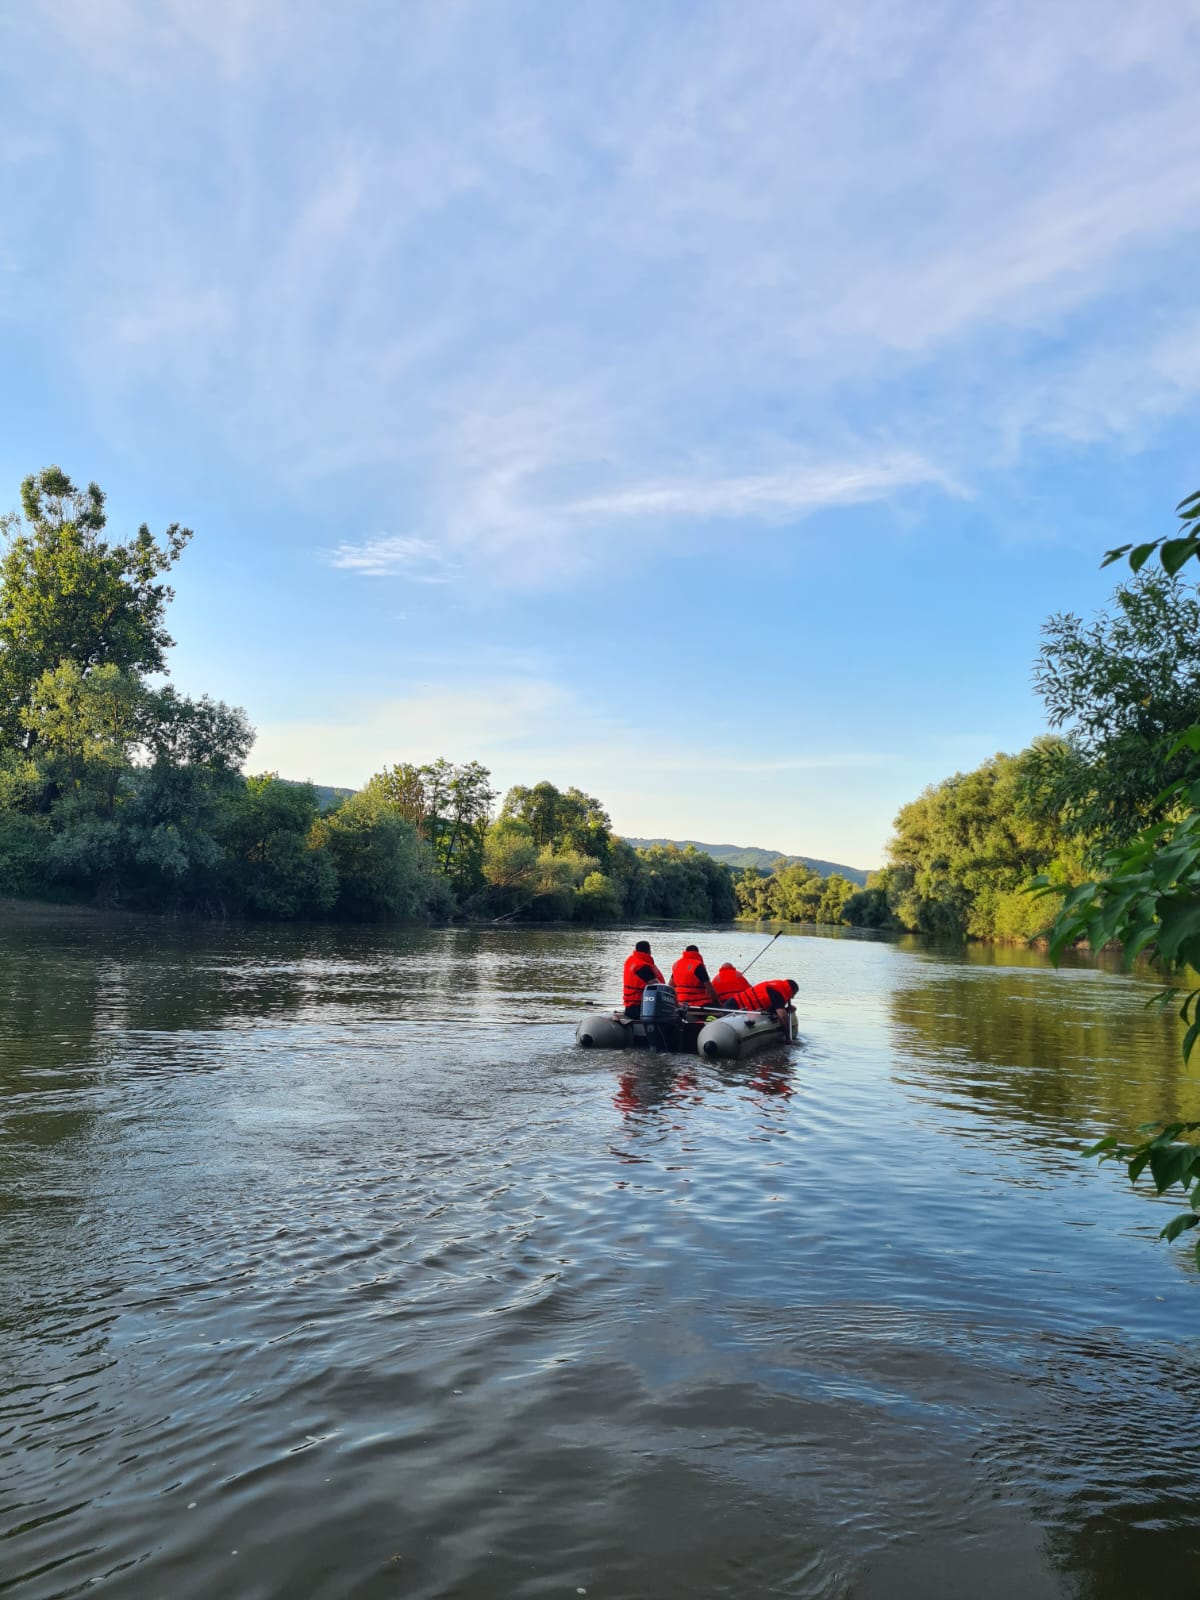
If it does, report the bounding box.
[2,911,1199,1598]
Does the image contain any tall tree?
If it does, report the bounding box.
[0,466,190,748]
[1033,570,1200,843]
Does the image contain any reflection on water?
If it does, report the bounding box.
[2,910,1200,1598]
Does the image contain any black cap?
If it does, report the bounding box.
[788,978,799,995]
[684,944,699,954]
[635,940,652,954]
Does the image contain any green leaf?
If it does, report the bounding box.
[1058,882,1098,916]
[1152,845,1197,891]
[1161,1212,1200,1243]
[1154,898,1200,963]
[1153,1123,1186,1144]
[1128,1149,1152,1182]
[1101,544,1133,567]
[1125,923,1161,963]
[1178,489,1200,513]
[1183,1017,1200,1066]
[1083,1135,1119,1158]
[1129,541,1160,572]
[1148,1142,1199,1194]
[1160,536,1200,576]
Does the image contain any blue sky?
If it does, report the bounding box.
[3,1,1200,868]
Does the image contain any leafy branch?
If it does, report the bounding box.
[1101,488,1200,575]
[1036,489,1200,1268]
[1085,1124,1200,1266]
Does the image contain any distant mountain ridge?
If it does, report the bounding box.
[624,838,870,885]
[309,783,355,810]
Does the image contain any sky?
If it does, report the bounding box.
[3,1,1200,869]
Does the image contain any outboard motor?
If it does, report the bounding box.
[639,983,679,1052]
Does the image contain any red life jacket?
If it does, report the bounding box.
[713,964,759,1009]
[712,964,751,1001]
[750,978,794,1012]
[671,951,714,1007]
[623,951,664,1009]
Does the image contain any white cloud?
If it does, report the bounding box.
[563,454,958,523]
[326,534,454,581]
[10,0,1200,590]
[324,448,953,583]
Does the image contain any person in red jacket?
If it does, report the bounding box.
[749,977,799,1016]
[622,940,665,1017]
[713,962,754,1007]
[671,945,719,1007]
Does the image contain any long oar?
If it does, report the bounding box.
[740,928,781,978]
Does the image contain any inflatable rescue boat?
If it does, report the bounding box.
[576,984,793,1061]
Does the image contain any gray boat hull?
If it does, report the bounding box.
[576,1006,792,1058]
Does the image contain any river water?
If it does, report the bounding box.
[2,912,1200,1599]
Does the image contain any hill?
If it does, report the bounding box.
[624,838,870,885]
[277,780,355,811]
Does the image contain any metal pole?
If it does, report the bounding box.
[741,928,781,977]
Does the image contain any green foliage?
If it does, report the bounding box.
[1037,496,1200,1048]
[366,758,496,896]
[0,465,190,747]
[23,662,143,811]
[842,876,896,929]
[1034,489,1200,1269]
[501,782,614,863]
[480,812,735,926]
[311,786,428,921]
[1033,571,1200,842]
[735,860,859,925]
[1101,488,1200,577]
[636,842,736,922]
[1084,1124,1200,1270]
[0,802,49,895]
[483,816,539,896]
[867,747,1081,941]
[220,775,337,918]
[576,870,621,922]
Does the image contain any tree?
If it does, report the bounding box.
[312,786,429,920]
[438,759,496,893]
[817,874,856,926]
[501,781,614,862]
[500,781,563,847]
[635,842,735,922]
[370,762,431,831]
[367,757,496,898]
[22,661,144,811]
[220,775,337,918]
[1036,488,1200,1269]
[139,686,253,772]
[842,875,896,929]
[576,870,621,922]
[483,817,539,888]
[0,466,190,747]
[876,747,1077,940]
[1033,571,1200,842]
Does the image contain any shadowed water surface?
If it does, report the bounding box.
[2,913,1200,1598]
